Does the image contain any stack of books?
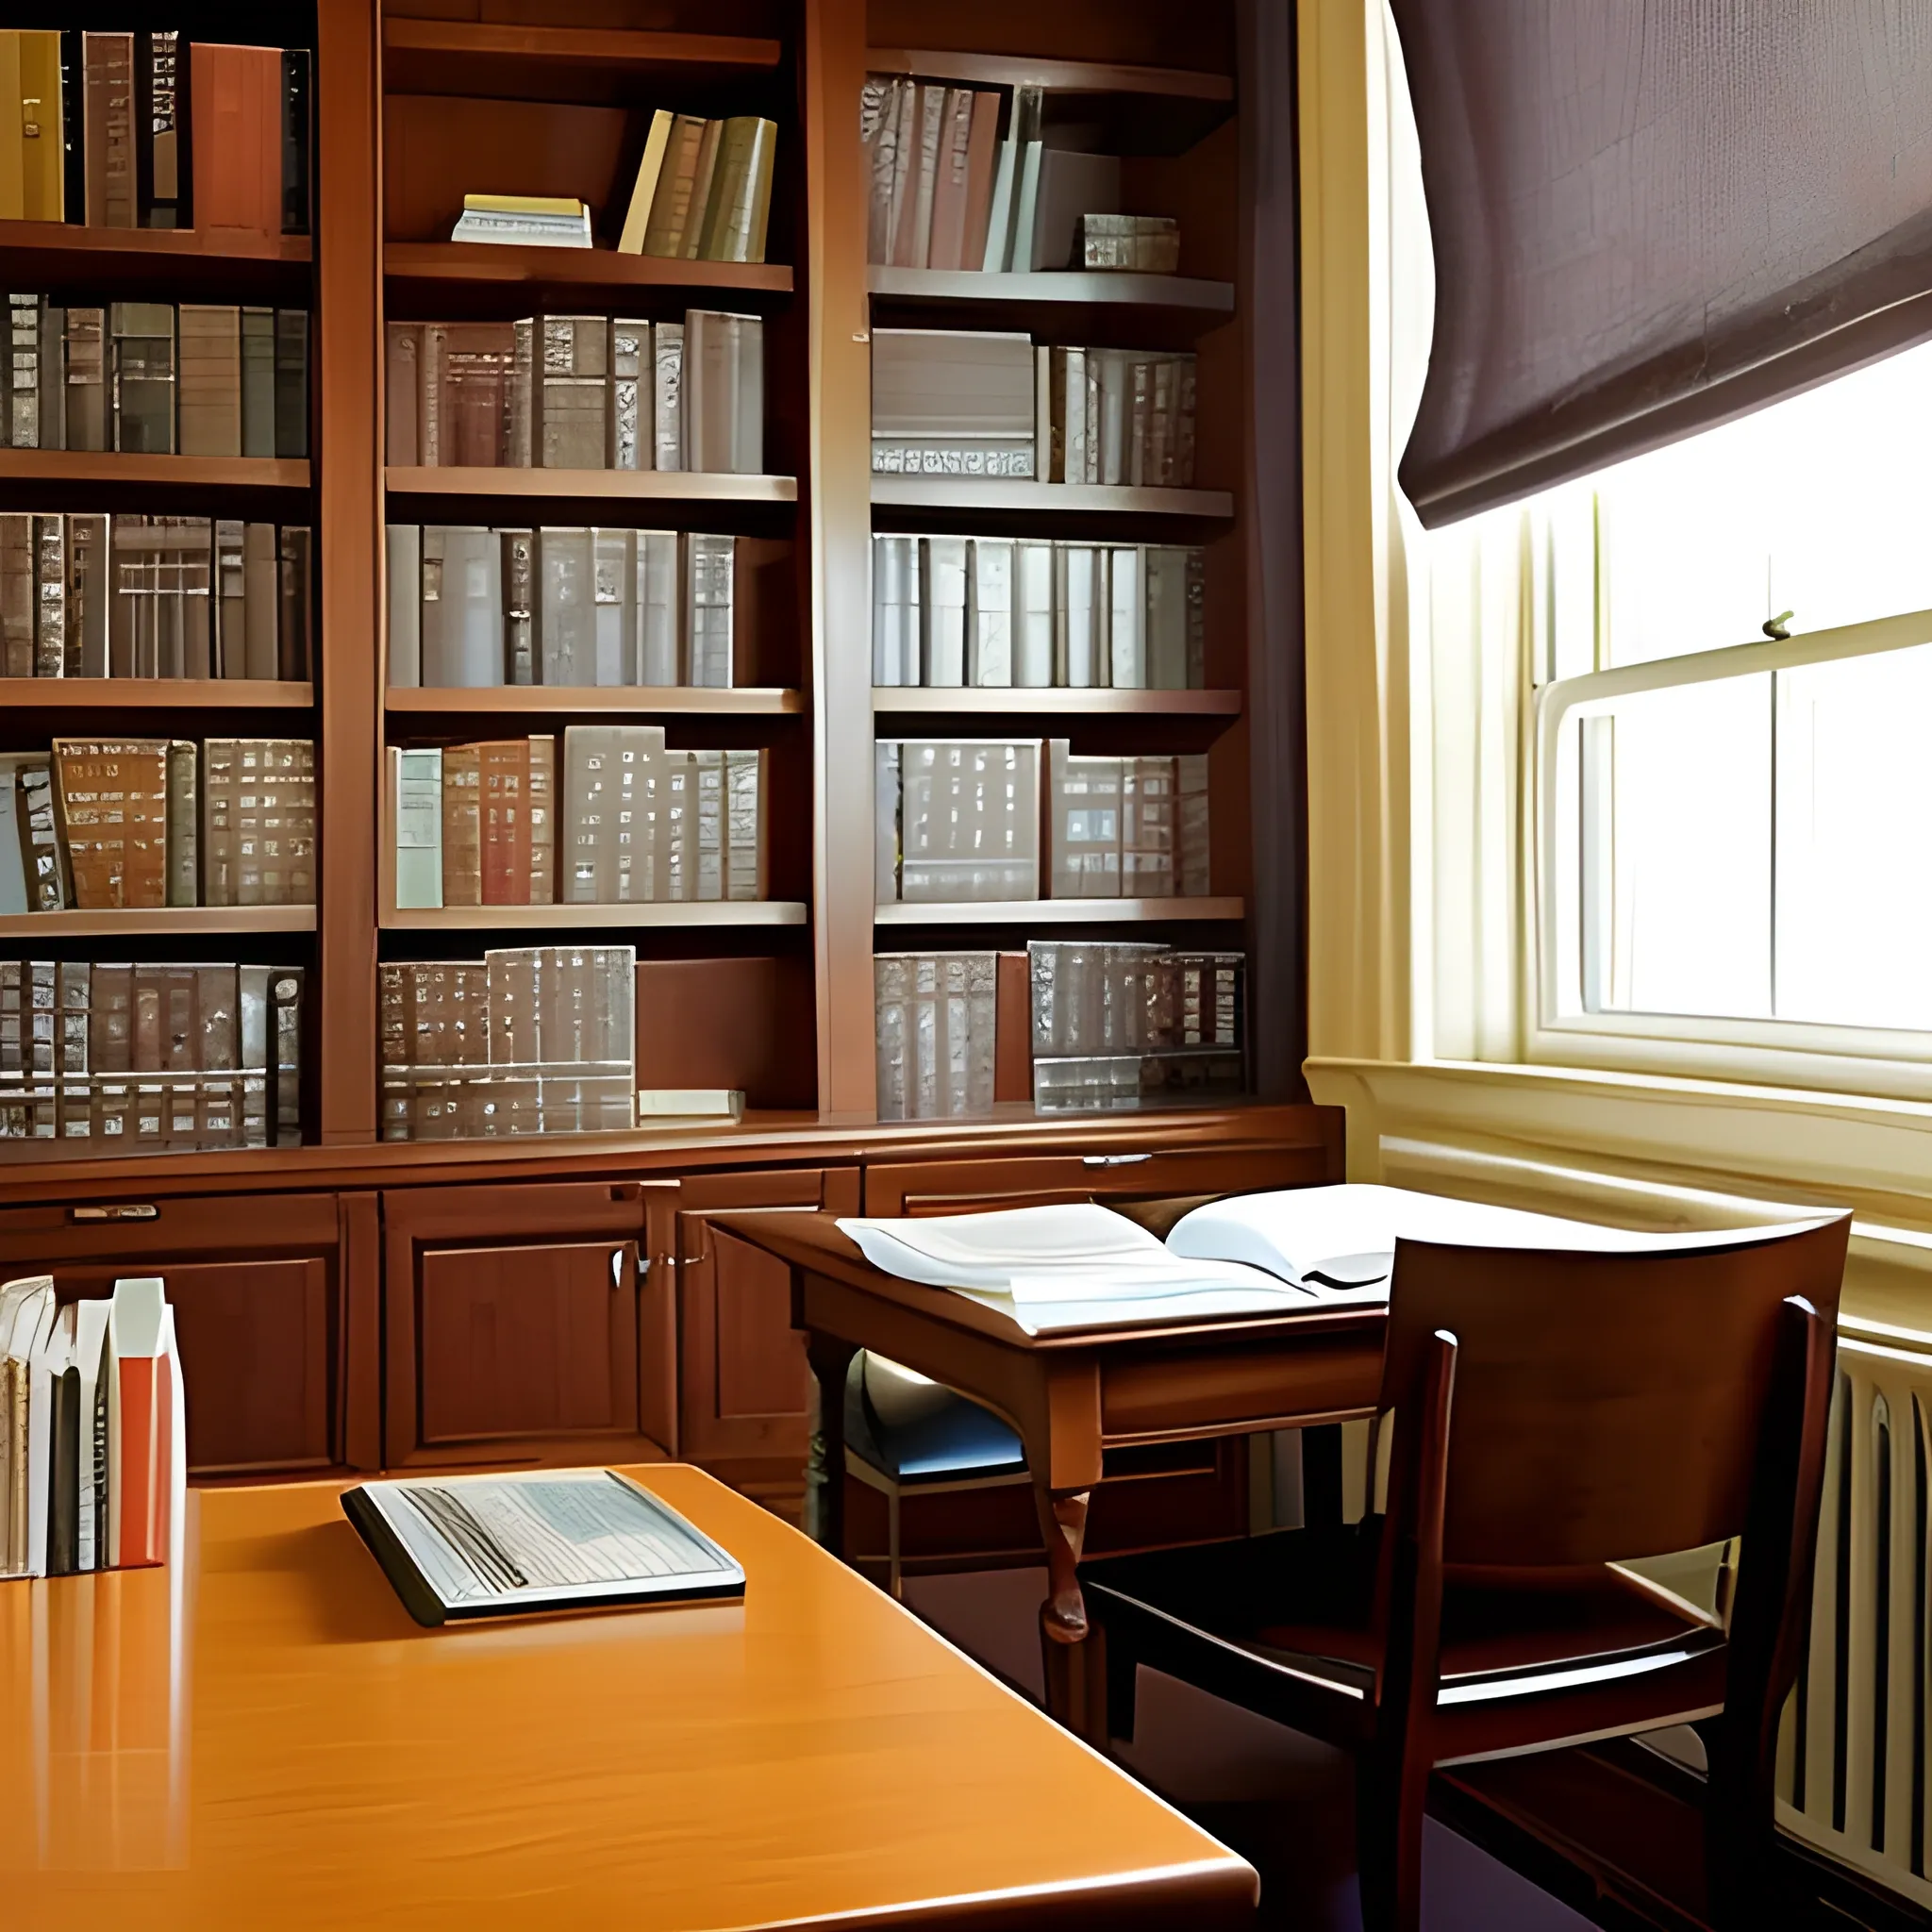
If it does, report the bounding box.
[863,77,1178,275]
[872,534,1204,689]
[1046,743,1210,899]
[0,1275,185,1580]
[388,527,736,689]
[390,728,766,909]
[379,945,636,1141]
[1041,345,1196,485]
[0,737,316,913]
[0,961,304,1146]
[386,311,760,473]
[1,512,312,679]
[0,32,309,236]
[874,951,998,1119]
[450,193,591,248]
[874,739,1041,905]
[3,295,309,457]
[614,111,778,264]
[1028,941,1243,1111]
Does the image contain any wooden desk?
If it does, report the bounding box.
[0,1468,1257,1930]
[716,1212,1388,1733]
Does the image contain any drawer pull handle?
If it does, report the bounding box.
[71,1204,158,1223]
[1082,1153,1153,1169]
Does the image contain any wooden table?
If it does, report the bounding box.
[0,1467,1257,1930]
[715,1211,1388,1734]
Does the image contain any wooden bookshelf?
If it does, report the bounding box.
[382,20,784,104]
[384,467,798,504]
[384,243,793,298]
[865,49,1230,99]
[382,902,809,931]
[870,478,1234,518]
[0,907,317,938]
[869,265,1234,316]
[0,680,315,709]
[874,898,1245,926]
[872,687,1241,716]
[387,687,803,716]
[0,453,310,491]
[0,221,312,299]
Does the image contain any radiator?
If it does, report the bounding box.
[1777,1332,1932,1908]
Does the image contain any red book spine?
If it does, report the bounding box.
[113,1353,170,1569]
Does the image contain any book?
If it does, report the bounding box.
[18,758,65,908]
[968,537,1013,687]
[450,200,591,247]
[275,308,308,457]
[861,75,901,266]
[926,88,974,272]
[176,304,242,457]
[420,526,502,686]
[105,1275,185,1570]
[243,520,278,678]
[538,527,595,684]
[135,29,187,228]
[63,306,105,450]
[920,536,967,685]
[281,48,310,234]
[54,737,169,908]
[1031,149,1121,273]
[683,310,762,475]
[637,1088,744,1121]
[877,739,1041,904]
[682,533,735,688]
[653,320,684,470]
[386,321,420,465]
[539,315,609,469]
[442,322,515,467]
[871,328,1036,475]
[82,32,135,228]
[393,745,443,909]
[617,108,674,255]
[873,952,997,1119]
[190,42,280,244]
[1077,211,1181,273]
[1013,539,1055,687]
[278,525,311,678]
[109,301,175,452]
[165,738,196,906]
[697,117,777,264]
[342,1468,744,1626]
[0,1274,56,1576]
[611,318,647,471]
[6,31,63,223]
[386,525,421,685]
[441,742,482,907]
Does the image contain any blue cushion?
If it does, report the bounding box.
[844,1353,1027,1482]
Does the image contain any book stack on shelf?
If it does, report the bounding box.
[391,729,764,911]
[0,959,303,1146]
[3,295,308,456]
[0,31,309,237]
[2,513,310,679]
[872,534,1203,689]
[614,110,778,263]
[379,944,635,1140]
[0,1275,185,1578]
[874,950,999,1119]
[386,311,759,474]
[388,527,737,690]
[0,737,315,913]
[450,193,591,249]
[1047,743,1208,900]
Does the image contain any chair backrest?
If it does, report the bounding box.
[1379,1217,1849,1569]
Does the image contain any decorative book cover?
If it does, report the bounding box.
[53,738,169,909]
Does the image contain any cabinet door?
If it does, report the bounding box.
[0,1191,353,1476]
[675,1166,861,1492]
[382,1180,670,1470]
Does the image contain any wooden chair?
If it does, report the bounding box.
[1080,1218,1849,1932]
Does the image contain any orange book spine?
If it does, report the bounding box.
[112,1354,169,1570]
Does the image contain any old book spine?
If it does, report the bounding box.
[63,308,105,453]
[477,739,525,906]
[242,522,277,679]
[83,33,135,229]
[65,513,106,677]
[528,734,555,904]
[235,306,270,456]
[165,738,196,906]
[108,301,175,454]
[31,515,64,678]
[281,49,310,236]
[441,742,482,907]
[278,525,311,679]
[392,745,443,909]
[6,294,40,447]
[176,303,241,457]
[136,30,185,227]
[191,42,278,242]
[271,968,301,1143]
[179,514,212,678]
[199,738,237,905]
[213,519,245,677]
[611,317,646,471]
[539,315,610,470]
[386,525,421,687]
[501,527,534,685]
[418,323,445,466]
[274,308,308,458]
[54,737,168,909]
[652,321,683,472]
[681,532,735,688]
[509,317,533,467]
[38,302,64,450]
[385,322,419,467]
[0,517,29,675]
[18,760,65,908]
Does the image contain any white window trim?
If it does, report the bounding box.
[1530,604,1932,1102]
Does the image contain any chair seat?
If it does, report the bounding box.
[844,1351,1027,1483]
[1083,1522,1724,1720]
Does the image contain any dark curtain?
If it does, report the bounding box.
[1391,1,1932,526]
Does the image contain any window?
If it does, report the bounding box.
[1531,341,1932,1087]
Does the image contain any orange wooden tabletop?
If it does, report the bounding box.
[0,1466,1257,1931]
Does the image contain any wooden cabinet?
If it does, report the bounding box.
[675,1166,861,1497]
[381,1179,674,1470]
[0,1190,359,1477]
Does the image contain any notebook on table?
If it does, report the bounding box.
[342,1468,744,1626]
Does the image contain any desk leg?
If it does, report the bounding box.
[804,1334,858,1553]
[1035,1485,1108,1741]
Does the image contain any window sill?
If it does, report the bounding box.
[1304,1055,1932,1342]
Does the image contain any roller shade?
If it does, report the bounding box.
[1391,1,1932,526]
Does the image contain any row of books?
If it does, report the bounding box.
[2,513,311,680]
[4,296,309,457]
[612,112,777,264]
[872,536,1204,690]
[0,959,304,1147]
[0,1276,184,1580]
[387,527,737,691]
[0,739,315,913]
[0,32,308,237]
[863,78,1179,275]
[385,312,760,475]
[873,738,1212,905]
[379,947,636,1141]
[872,941,1245,1119]
[872,329,1196,484]
[391,731,765,909]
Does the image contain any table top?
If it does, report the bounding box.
[0,1467,1257,1931]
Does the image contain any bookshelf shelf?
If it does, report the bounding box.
[0,679,314,709]
[383,20,784,105]
[868,266,1234,316]
[384,467,799,505]
[0,907,317,938]
[872,687,1241,717]
[383,243,793,299]
[865,49,1231,100]
[875,897,1245,925]
[0,221,313,299]
[387,687,803,717]
[871,478,1234,519]
[0,452,311,491]
[382,903,809,932]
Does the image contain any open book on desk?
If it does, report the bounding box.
[838,1185,1828,1336]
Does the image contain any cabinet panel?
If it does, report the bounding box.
[418,1241,637,1445]
[712,1227,808,1421]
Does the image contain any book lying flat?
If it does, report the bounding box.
[342,1468,744,1626]
[837,1185,1826,1336]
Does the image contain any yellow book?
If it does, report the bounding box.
[617,108,673,256]
[0,35,25,223]
[461,192,585,217]
[742,119,777,266]
[17,31,60,223]
[695,117,756,262]
[641,115,706,258]
[678,119,724,259]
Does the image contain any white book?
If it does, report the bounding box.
[637,1088,744,1120]
[1058,543,1097,687]
[637,530,679,685]
[911,83,947,267]
[653,321,685,472]
[1035,346,1051,481]
[72,1298,110,1572]
[968,537,1013,687]
[1059,347,1087,485]
[1108,546,1144,688]
[0,1275,56,1576]
[921,537,968,686]
[1095,349,1128,486]
[1010,138,1045,273]
[393,745,444,909]
[592,527,633,685]
[981,132,1019,271]
[387,524,422,687]
[27,1292,73,1578]
[1013,541,1055,687]
[1144,545,1197,690]
[873,535,907,686]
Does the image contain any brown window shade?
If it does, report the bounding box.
[1392,0,1932,527]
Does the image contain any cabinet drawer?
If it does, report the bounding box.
[0,1190,340,1263]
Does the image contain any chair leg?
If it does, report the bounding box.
[1701,1721,1776,1930]
[1355,1743,1428,1932]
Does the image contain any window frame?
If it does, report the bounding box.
[1530,603,1932,1101]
